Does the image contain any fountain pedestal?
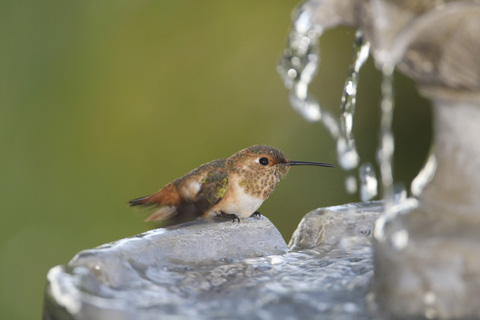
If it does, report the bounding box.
[373,101,480,319]
[368,3,480,318]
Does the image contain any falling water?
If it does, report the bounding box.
[278,8,377,200]
[278,2,416,209]
[337,32,373,198]
[278,5,337,132]
[345,175,358,194]
[373,64,405,241]
[338,31,370,170]
[377,64,396,210]
[410,149,437,197]
[359,163,377,201]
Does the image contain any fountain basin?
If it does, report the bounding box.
[44,203,382,320]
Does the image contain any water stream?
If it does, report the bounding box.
[278,3,405,205]
[376,64,396,210]
[338,31,370,171]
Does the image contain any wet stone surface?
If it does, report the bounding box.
[44,203,383,320]
[289,201,382,250]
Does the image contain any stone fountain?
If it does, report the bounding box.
[43,1,480,319]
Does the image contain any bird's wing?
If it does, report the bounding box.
[192,168,229,213]
[136,159,229,222]
[173,159,229,214]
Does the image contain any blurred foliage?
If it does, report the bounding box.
[0,1,431,319]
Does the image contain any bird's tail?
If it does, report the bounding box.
[128,196,150,207]
[129,184,181,221]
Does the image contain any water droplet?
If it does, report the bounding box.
[359,163,378,201]
[391,229,408,250]
[287,68,297,79]
[337,137,360,170]
[345,175,357,194]
[291,56,301,67]
[345,81,355,95]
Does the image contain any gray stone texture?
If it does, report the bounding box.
[44,203,382,320]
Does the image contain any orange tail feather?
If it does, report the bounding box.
[130,184,182,221]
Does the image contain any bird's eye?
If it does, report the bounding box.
[259,157,269,166]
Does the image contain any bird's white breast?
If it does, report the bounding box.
[208,174,263,218]
[222,186,264,218]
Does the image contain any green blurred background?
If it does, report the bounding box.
[0,1,432,319]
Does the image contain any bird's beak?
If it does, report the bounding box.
[285,160,336,168]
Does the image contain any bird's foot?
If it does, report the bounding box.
[250,211,261,218]
[217,211,240,223]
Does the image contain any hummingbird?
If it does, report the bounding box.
[129,145,335,223]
